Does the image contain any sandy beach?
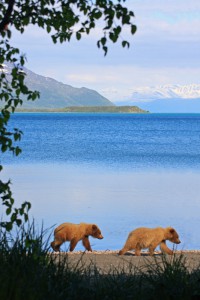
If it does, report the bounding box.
[51,250,200,274]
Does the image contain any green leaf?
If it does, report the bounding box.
[51,35,57,44]
[11,213,16,223]
[131,24,137,35]
[6,207,11,215]
[1,144,7,152]
[97,40,101,48]
[103,46,108,56]
[94,11,102,19]
[47,25,51,33]
[15,147,22,156]
[16,219,22,226]
[5,222,13,231]
[109,32,117,43]
[76,32,81,40]
[101,37,106,46]
[24,213,29,222]
[122,40,130,48]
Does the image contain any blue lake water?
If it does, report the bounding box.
[1,113,200,251]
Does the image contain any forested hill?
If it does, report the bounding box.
[1,64,114,108]
[25,69,114,108]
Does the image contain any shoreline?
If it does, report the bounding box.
[54,249,200,254]
[14,106,149,113]
[51,250,200,274]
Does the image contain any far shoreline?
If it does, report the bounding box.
[14,105,149,114]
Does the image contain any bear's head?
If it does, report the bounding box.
[166,227,181,244]
[91,224,103,239]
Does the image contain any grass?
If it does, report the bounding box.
[1,223,200,300]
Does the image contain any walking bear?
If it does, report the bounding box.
[51,222,103,252]
[119,226,181,256]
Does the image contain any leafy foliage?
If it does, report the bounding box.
[0,40,39,230]
[0,0,136,231]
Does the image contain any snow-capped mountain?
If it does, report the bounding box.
[114,84,200,113]
[127,84,200,102]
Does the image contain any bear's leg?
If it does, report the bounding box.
[135,244,141,256]
[160,241,173,255]
[149,244,156,256]
[118,246,130,255]
[54,244,61,252]
[51,240,62,252]
[118,248,126,255]
[51,241,56,251]
[82,237,92,251]
[69,238,78,252]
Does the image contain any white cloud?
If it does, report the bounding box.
[8,1,200,106]
[67,73,98,84]
[129,0,200,42]
[52,64,200,102]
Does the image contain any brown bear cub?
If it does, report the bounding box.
[119,227,181,256]
[51,222,103,252]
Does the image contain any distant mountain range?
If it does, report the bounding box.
[116,84,200,113]
[2,63,200,112]
[1,63,114,108]
[127,84,200,101]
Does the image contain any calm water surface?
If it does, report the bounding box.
[2,113,200,251]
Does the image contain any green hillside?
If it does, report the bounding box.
[24,68,114,108]
[2,64,114,108]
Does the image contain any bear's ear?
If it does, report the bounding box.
[92,224,98,231]
[169,228,175,234]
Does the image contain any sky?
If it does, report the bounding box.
[10,0,200,103]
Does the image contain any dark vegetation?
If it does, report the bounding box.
[1,223,200,300]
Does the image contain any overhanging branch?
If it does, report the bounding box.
[0,0,15,32]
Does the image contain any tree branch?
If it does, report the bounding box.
[0,0,15,32]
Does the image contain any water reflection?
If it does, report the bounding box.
[2,163,200,251]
